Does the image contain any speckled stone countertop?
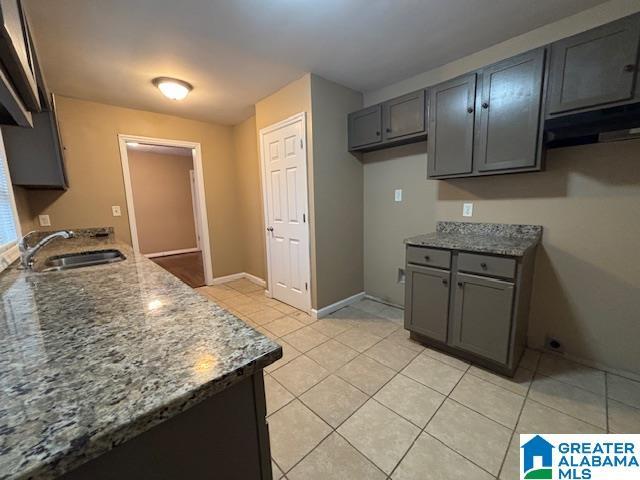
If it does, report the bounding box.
[405,221,542,257]
[0,229,281,480]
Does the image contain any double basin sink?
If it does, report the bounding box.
[41,249,126,272]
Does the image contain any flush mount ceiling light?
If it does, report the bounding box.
[152,77,193,100]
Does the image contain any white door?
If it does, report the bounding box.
[261,115,310,312]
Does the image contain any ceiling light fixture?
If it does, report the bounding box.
[152,77,193,100]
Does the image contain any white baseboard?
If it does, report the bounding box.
[210,272,266,288]
[311,291,365,319]
[145,248,200,259]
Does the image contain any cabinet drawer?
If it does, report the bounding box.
[406,246,450,269]
[458,253,515,279]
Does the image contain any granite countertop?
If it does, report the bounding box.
[405,221,543,257]
[0,229,282,480]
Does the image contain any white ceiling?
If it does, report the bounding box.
[25,0,605,125]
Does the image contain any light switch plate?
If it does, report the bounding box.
[38,214,51,227]
[111,206,122,217]
[462,202,473,217]
[394,189,402,202]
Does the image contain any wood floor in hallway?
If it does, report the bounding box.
[151,251,205,288]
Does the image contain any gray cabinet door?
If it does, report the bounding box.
[547,14,640,115]
[348,105,382,149]
[450,273,514,364]
[404,264,450,342]
[475,49,545,173]
[0,0,39,111]
[382,90,425,141]
[427,74,476,177]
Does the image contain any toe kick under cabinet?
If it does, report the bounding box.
[404,246,536,376]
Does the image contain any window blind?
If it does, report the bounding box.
[0,134,18,253]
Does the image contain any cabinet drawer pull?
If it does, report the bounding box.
[375,131,380,136]
[480,262,488,269]
[467,106,474,113]
[424,255,430,261]
[482,102,489,109]
[386,128,392,133]
[624,64,636,72]
[457,281,463,287]
[442,278,448,285]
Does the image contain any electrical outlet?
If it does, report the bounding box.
[463,202,473,217]
[397,267,406,284]
[38,214,51,227]
[111,206,122,217]
[394,189,402,202]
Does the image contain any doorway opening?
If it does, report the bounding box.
[118,135,213,287]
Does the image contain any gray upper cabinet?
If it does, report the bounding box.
[475,48,545,173]
[547,14,640,116]
[450,273,514,365]
[404,264,450,343]
[382,90,425,141]
[348,104,382,150]
[427,74,476,177]
[3,96,68,189]
[0,0,39,111]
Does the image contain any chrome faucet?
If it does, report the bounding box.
[19,230,75,269]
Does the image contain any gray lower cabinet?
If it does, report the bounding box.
[427,74,476,177]
[475,48,545,173]
[404,245,536,376]
[547,13,640,116]
[450,273,514,364]
[404,264,450,342]
[348,104,382,150]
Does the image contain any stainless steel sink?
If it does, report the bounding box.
[41,249,126,272]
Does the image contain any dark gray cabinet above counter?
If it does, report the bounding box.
[427,48,547,179]
[348,89,426,152]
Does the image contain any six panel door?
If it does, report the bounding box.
[450,272,514,365]
[404,264,450,343]
[382,90,425,141]
[475,48,545,173]
[348,105,382,149]
[427,74,476,177]
[547,14,640,115]
[262,119,310,312]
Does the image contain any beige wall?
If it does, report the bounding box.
[362,0,640,374]
[310,75,364,308]
[21,96,244,277]
[128,149,197,254]
[233,115,266,279]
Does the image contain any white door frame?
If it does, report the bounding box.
[258,112,311,311]
[189,169,202,250]
[117,134,214,285]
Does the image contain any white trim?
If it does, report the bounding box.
[364,293,404,310]
[211,272,266,288]
[144,247,200,259]
[117,134,214,285]
[311,292,366,319]
[189,169,201,250]
[258,112,312,312]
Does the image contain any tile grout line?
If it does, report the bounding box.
[496,350,541,478]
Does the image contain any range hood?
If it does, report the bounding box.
[544,102,640,148]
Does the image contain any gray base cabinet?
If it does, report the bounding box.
[404,245,537,376]
[404,264,450,342]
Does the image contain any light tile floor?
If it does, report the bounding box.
[198,281,640,479]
